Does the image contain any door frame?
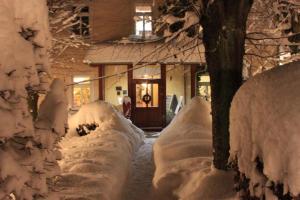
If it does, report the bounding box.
[128,64,166,129]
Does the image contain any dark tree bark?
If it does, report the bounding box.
[27,90,39,121]
[201,0,253,170]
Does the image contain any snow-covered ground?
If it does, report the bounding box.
[123,137,156,200]
[153,97,236,200]
[52,101,144,200]
[230,61,300,198]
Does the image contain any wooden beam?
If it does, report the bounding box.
[127,64,133,120]
[127,64,133,99]
[160,63,167,127]
[191,64,198,98]
[98,64,105,100]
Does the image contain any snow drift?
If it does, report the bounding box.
[54,101,144,200]
[230,61,300,198]
[153,97,235,200]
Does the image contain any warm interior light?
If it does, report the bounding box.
[142,83,148,89]
[73,76,90,84]
[135,6,152,13]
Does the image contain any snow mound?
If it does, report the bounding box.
[153,97,236,200]
[230,61,300,197]
[54,101,144,200]
[67,101,143,149]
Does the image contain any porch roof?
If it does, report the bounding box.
[84,41,206,65]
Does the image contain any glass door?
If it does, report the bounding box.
[130,65,166,129]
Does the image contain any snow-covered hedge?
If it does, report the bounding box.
[54,101,144,200]
[0,1,69,199]
[153,97,236,200]
[230,61,300,199]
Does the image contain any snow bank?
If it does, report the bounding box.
[230,61,300,197]
[54,101,144,200]
[153,97,236,200]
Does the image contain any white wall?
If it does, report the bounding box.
[104,65,128,105]
[166,65,185,104]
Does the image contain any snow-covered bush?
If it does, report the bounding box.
[0,1,68,199]
[54,101,144,200]
[153,97,236,200]
[230,61,300,199]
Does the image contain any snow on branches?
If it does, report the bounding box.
[245,0,300,72]
[47,0,90,58]
[156,0,203,42]
[157,0,300,75]
[0,1,68,199]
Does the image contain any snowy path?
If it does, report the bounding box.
[123,136,157,200]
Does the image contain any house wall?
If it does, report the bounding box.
[51,46,99,109]
[90,0,160,43]
[166,65,188,104]
[90,0,134,42]
[184,66,192,105]
[104,65,128,105]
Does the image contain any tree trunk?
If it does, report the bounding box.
[27,90,39,121]
[201,0,253,170]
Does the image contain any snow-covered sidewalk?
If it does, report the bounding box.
[123,137,156,200]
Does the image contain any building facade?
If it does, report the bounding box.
[52,0,210,129]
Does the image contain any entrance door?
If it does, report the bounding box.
[129,65,166,129]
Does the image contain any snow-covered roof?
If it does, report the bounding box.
[84,41,206,65]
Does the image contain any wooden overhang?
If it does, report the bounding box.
[83,41,206,66]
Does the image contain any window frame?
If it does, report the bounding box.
[134,5,153,38]
[72,76,92,108]
[72,6,90,37]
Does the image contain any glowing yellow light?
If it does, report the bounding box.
[142,83,148,89]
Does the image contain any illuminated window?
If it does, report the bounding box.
[72,6,89,37]
[134,6,152,37]
[73,76,91,107]
[196,73,211,101]
[136,83,159,108]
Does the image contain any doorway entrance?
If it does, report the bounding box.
[129,65,166,129]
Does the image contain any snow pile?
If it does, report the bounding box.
[230,61,300,198]
[0,1,68,199]
[0,79,67,200]
[153,97,236,200]
[0,0,51,92]
[54,101,144,200]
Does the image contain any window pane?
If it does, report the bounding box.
[199,75,210,83]
[73,76,91,107]
[133,65,161,79]
[73,76,90,84]
[136,6,152,13]
[196,74,211,101]
[135,16,152,36]
[73,87,82,107]
[72,6,89,36]
[81,6,89,13]
[81,16,90,36]
[135,18,144,35]
[144,16,152,31]
[136,83,159,108]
